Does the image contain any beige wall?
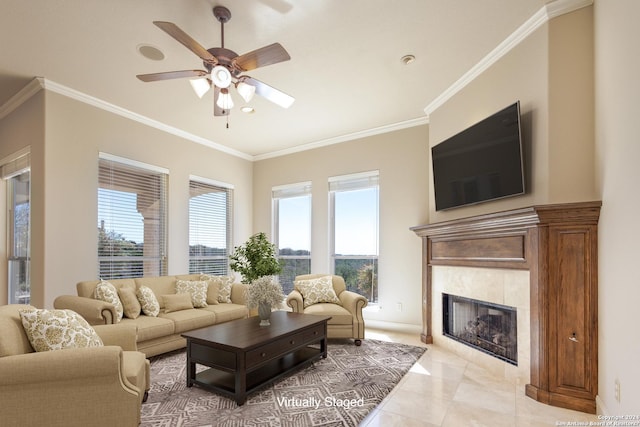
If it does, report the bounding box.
[0,90,253,308]
[0,92,46,307]
[429,8,597,223]
[254,126,429,325]
[594,0,640,415]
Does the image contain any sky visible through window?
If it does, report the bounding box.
[278,195,310,251]
[98,188,144,243]
[334,188,378,255]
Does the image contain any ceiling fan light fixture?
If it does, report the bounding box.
[236,81,256,103]
[216,88,234,110]
[189,78,211,98]
[211,65,232,88]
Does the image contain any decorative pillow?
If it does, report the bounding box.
[176,280,208,308]
[201,274,234,304]
[95,280,123,322]
[118,287,141,319]
[19,309,103,352]
[163,294,194,313]
[294,275,341,308]
[136,285,160,317]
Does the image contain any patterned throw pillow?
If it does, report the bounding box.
[201,274,234,304]
[162,294,194,313]
[19,309,103,352]
[95,280,124,322]
[294,276,341,308]
[176,280,208,308]
[136,285,160,317]
[118,287,141,319]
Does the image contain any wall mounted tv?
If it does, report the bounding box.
[431,101,525,211]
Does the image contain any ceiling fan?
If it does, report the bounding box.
[137,6,294,117]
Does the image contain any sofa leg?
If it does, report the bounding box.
[355,339,362,346]
[143,391,149,403]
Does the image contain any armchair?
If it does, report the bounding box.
[286,274,368,345]
[0,304,149,427]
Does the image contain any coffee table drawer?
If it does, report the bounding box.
[246,324,324,369]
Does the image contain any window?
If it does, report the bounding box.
[189,177,233,275]
[273,182,311,294]
[329,171,379,303]
[98,154,168,279]
[3,150,31,304]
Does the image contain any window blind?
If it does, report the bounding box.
[188,178,233,275]
[98,156,168,279]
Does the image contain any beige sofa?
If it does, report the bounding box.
[54,274,249,357]
[0,304,149,427]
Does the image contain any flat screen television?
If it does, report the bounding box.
[431,101,525,211]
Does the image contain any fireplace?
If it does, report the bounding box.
[443,293,517,365]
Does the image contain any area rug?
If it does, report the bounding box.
[141,339,426,427]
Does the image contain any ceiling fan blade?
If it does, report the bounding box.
[213,86,230,116]
[234,43,290,71]
[153,21,217,64]
[242,76,295,108]
[136,70,208,82]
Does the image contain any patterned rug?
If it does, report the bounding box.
[141,339,426,427]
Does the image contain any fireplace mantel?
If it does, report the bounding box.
[411,201,601,413]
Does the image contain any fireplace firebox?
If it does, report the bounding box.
[443,293,517,365]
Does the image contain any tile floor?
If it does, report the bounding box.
[360,325,601,427]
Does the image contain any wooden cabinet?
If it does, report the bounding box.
[411,201,600,413]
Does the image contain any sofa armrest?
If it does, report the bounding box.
[286,290,304,313]
[230,283,248,305]
[0,346,140,426]
[338,290,368,318]
[94,323,138,351]
[53,295,118,325]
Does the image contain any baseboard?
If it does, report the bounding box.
[365,319,422,334]
[596,395,609,416]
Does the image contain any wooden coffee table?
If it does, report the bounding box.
[181,311,331,405]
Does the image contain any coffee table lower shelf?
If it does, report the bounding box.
[189,346,323,404]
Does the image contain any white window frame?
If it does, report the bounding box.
[329,171,379,303]
[188,175,234,275]
[98,153,168,279]
[272,181,312,294]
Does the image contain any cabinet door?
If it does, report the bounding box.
[548,225,597,401]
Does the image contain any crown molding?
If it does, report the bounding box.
[253,116,429,161]
[0,77,45,120]
[39,79,253,161]
[423,0,593,117]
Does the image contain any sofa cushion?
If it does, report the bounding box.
[303,303,353,325]
[118,287,141,319]
[162,294,193,313]
[201,274,234,303]
[120,316,175,341]
[19,308,103,352]
[175,280,208,308]
[202,303,249,324]
[135,277,176,308]
[159,309,216,333]
[294,275,341,308]
[136,286,160,317]
[0,304,35,356]
[95,280,124,321]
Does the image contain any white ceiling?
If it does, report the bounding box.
[0,0,550,158]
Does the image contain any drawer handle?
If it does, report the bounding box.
[261,352,266,357]
[569,333,579,343]
[290,340,295,345]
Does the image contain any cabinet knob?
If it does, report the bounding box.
[290,340,295,345]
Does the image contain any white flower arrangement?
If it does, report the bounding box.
[246,275,285,309]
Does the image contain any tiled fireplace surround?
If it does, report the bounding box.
[432,266,531,384]
[412,202,601,413]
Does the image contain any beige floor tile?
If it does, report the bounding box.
[364,325,599,427]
